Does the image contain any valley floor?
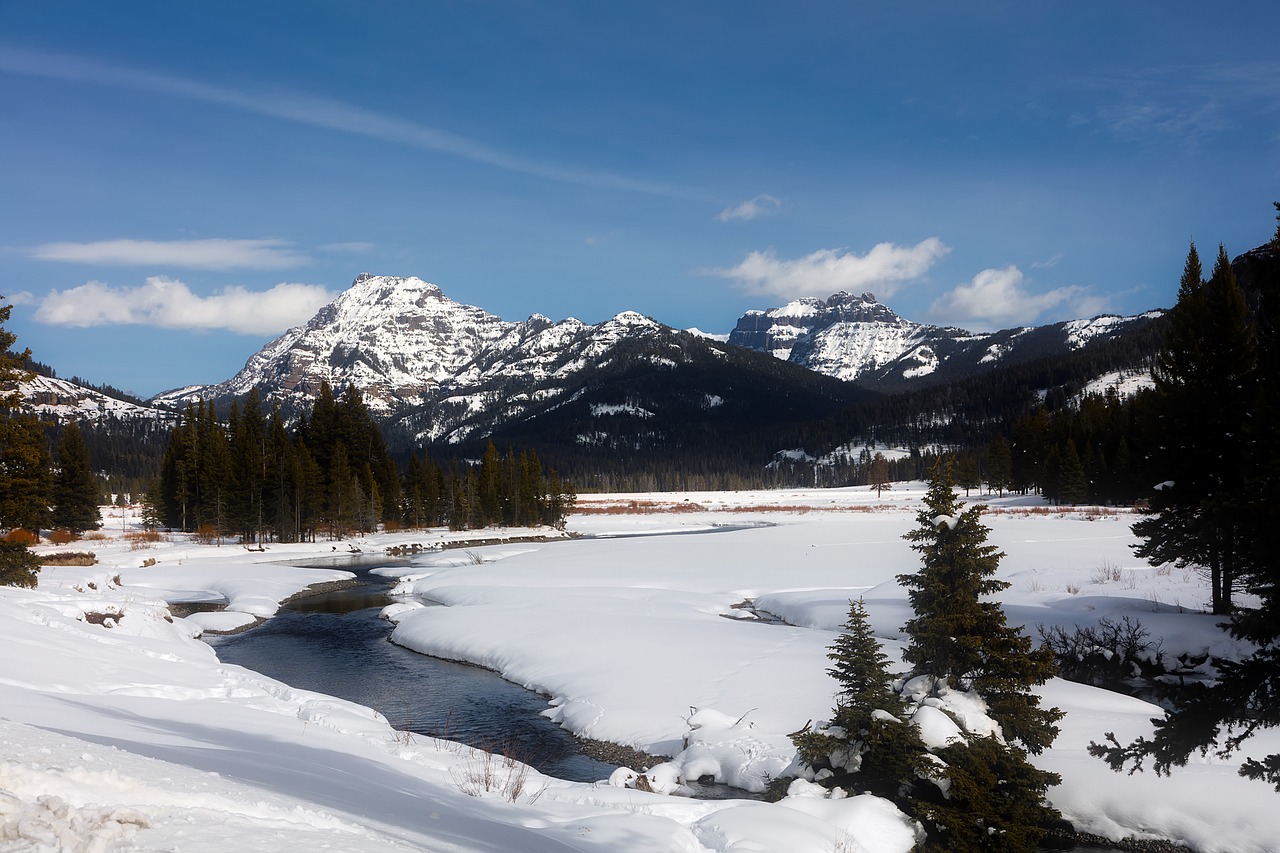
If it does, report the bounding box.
[2,486,1276,852]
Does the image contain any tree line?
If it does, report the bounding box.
[155,382,574,543]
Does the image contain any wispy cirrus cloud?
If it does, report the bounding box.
[35,277,337,335]
[29,238,309,270]
[716,194,782,223]
[709,238,949,301]
[929,265,1110,329]
[0,45,683,197]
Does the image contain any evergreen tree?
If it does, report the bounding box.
[985,435,1012,497]
[955,452,981,497]
[868,452,892,498]
[898,460,1062,849]
[792,599,931,800]
[1092,210,1280,791]
[0,297,52,536]
[0,296,44,585]
[0,539,39,588]
[52,421,102,534]
[1132,242,1257,614]
[1056,439,1089,506]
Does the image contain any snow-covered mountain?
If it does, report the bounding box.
[152,274,834,445]
[728,291,1163,388]
[16,372,173,424]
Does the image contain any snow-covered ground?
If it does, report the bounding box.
[3,488,1277,852]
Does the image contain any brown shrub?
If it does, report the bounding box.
[126,530,164,550]
[3,529,39,546]
[47,529,78,545]
[193,523,220,545]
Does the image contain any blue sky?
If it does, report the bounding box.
[2,2,1278,398]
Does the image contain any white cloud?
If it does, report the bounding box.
[716,194,782,223]
[30,238,309,270]
[3,291,35,306]
[35,277,337,335]
[710,238,950,301]
[929,265,1110,329]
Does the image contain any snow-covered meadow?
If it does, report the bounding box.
[3,487,1277,852]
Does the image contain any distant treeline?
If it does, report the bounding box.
[155,382,573,543]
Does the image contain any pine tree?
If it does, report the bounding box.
[868,452,892,498]
[52,421,102,534]
[898,460,1062,849]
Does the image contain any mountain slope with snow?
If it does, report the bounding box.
[16,372,173,424]
[728,291,1163,388]
[151,275,867,447]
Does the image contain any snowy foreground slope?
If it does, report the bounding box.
[3,490,1278,852]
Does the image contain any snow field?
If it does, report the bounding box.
[2,485,1277,851]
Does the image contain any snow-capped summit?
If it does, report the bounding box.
[153,275,517,417]
[151,276,720,444]
[728,291,1162,387]
[727,291,959,381]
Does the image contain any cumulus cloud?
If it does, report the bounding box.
[716,194,782,223]
[929,265,1110,329]
[35,277,338,335]
[2,291,35,306]
[711,238,949,301]
[29,238,309,270]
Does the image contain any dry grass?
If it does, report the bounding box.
[40,551,97,566]
[574,501,885,515]
[450,737,544,803]
[126,530,165,551]
[985,505,1133,518]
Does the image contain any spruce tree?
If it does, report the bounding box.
[1132,242,1257,613]
[1092,214,1280,791]
[985,436,1012,496]
[898,460,1062,849]
[0,296,44,585]
[0,297,52,536]
[52,421,102,534]
[793,599,931,800]
[1056,439,1089,506]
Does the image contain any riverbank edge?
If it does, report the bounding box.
[195,538,1200,852]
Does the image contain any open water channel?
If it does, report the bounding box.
[209,563,619,783]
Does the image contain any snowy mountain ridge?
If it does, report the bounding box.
[728,291,1161,387]
[15,372,174,424]
[142,273,1166,446]
[152,274,678,443]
